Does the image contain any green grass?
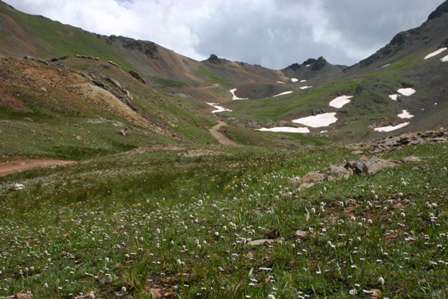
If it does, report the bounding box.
[1,142,447,298]
[195,66,233,88]
[2,6,133,70]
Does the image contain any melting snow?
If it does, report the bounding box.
[257,127,310,134]
[230,88,248,101]
[424,48,447,60]
[389,94,400,101]
[300,86,313,90]
[207,103,232,114]
[273,91,293,97]
[290,78,299,83]
[276,81,286,84]
[329,95,353,109]
[441,55,448,62]
[374,122,410,132]
[397,88,416,97]
[300,80,307,83]
[292,112,338,128]
[397,110,414,119]
[381,64,391,68]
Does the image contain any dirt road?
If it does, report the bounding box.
[209,121,237,146]
[0,159,76,177]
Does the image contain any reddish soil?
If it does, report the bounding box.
[0,159,76,177]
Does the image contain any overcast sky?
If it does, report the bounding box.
[4,0,445,68]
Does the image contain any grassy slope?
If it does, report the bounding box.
[0,142,447,298]
[228,50,448,141]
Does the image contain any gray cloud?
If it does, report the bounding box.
[4,0,445,68]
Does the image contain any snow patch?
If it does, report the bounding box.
[329,95,353,109]
[397,110,414,119]
[276,81,286,84]
[424,48,447,60]
[374,122,410,133]
[290,78,299,83]
[441,55,448,62]
[397,88,416,97]
[230,88,248,101]
[207,103,232,114]
[389,94,400,101]
[381,64,391,68]
[292,112,338,128]
[257,127,310,134]
[273,91,293,97]
[300,86,313,90]
[300,80,307,83]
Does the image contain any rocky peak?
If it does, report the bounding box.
[285,63,301,71]
[207,54,222,64]
[107,35,159,59]
[427,0,448,21]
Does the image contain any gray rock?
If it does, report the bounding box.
[295,230,308,239]
[402,156,422,163]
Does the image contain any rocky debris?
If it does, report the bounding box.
[74,291,95,299]
[247,238,282,247]
[353,128,448,154]
[128,70,146,84]
[23,56,48,65]
[108,35,159,59]
[107,60,119,68]
[119,128,128,137]
[346,157,400,175]
[290,156,405,191]
[48,56,69,62]
[11,183,25,191]
[402,156,422,163]
[328,165,353,180]
[2,292,33,299]
[105,77,122,89]
[75,54,100,61]
[294,230,308,240]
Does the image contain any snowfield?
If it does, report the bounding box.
[398,110,414,119]
[300,86,313,90]
[230,88,248,101]
[441,55,448,62]
[389,94,400,101]
[397,88,416,97]
[207,103,232,114]
[292,112,338,128]
[374,122,410,133]
[329,95,353,109]
[424,48,447,60]
[273,91,293,97]
[257,127,310,134]
[290,78,299,83]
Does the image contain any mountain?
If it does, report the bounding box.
[2,2,448,298]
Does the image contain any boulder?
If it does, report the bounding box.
[329,165,353,179]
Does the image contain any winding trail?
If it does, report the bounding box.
[209,121,237,146]
[0,159,76,178]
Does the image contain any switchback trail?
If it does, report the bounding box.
[209,121,237,146]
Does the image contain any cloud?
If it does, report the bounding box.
[4,0,445,68]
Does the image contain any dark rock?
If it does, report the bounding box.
[128,70,146,84]
[427,0,448,21]
[207,54,222,64]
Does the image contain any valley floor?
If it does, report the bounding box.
[0,140,447,298]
